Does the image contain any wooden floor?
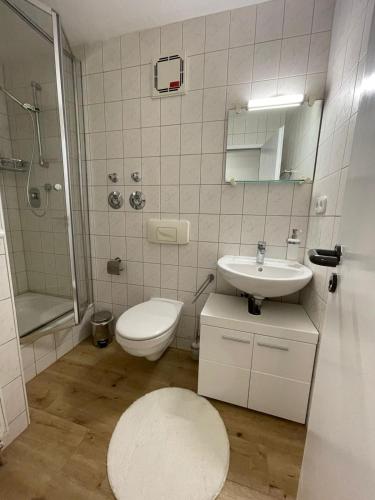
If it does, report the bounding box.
[0,340,306,499]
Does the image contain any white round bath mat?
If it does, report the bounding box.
[107,387,230,500]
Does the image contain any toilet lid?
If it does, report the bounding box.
[116,300,181,341]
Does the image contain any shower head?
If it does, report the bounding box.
[0,85,39,113]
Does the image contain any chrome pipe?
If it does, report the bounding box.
[31,81,47,167]
[0,85,38,113]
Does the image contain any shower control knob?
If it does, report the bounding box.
[108,191,124,209]
[54,184,63,191]
[129,191,145,210]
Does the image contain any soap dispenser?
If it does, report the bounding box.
[287,228,301,261]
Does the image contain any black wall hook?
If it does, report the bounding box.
[308,245,342,267]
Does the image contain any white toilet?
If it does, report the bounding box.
[115,298,184,361]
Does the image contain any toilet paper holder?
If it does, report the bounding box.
[107,257,124,275]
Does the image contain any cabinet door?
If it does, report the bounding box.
[252,335,316,382]
[200,325,253,369]
[198,359,250,408]
[248,371,310,423]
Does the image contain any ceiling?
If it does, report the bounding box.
[42,0,267,46]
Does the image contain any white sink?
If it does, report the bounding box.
[217,255,313,298]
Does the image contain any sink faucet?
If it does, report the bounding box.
[256,241,266,265]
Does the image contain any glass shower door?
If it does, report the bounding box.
[0,0,92,336]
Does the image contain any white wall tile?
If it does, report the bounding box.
[308,31,331,74]
[202,121,224,154]
[161,96,181,125]
[312,0,335,34]
[104,70,122,102]
[85,42,103,75]
[204,51,228,88]
[3,377,25,422]
[241,215,265,244]
[141,127,160,157]
[228,46,254,85]
[200,154,223,184]
[255,0,285,43]
[253,41,281,81]
[181,90,203,123]
[180,155,201,184]
[103,37,121,71]
[220,184,244,214]
[141,97,161,127]
[123,99,140,129]
[183,17,205,56]
[283,0,314,38]
[198,241,218,268]
[0,339,21,387]
[203,87,226,122]
[0,298,15,344]
[122,67,141,99]
[188,54,204,90]
[199,185,221,214]
[85,74,104,104]
[140,28,161,64]
[121,32,140,68]
[279,35,310,78]
[181,123,202,154]
[123,129,141,157]
[229,6,256,48]
[180,185,200,213]
[205,12,230,52]
[179,242,198,267]
[198,214,220,242]
[267,183,294,215]
[161,22,183,53]
[264,215,291,245]
[219,215,242,243]
[0,255,10,300]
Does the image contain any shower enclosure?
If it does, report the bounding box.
[0,0,92,338]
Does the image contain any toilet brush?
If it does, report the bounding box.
[191,321,200,360]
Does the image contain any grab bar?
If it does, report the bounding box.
[192,273,214,303]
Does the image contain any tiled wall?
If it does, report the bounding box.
[302,0,374,329]
[78,0,334,349]
[0,195,29,447]
[2,56,73,298]
[0,65,27,295]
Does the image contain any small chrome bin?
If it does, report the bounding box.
[91,310,114,348]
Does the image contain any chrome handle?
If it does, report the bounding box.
[257,341,289,351]
[222,335,251,344]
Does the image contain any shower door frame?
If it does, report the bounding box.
[1,0,92,326]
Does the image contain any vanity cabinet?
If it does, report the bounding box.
[198,294,319,424]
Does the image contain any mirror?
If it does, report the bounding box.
[225,100,323,183]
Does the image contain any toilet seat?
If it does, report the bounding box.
[116,298,183,341]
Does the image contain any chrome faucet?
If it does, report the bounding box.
[256,241,266,265]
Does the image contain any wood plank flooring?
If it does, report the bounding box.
[0,340,306,499]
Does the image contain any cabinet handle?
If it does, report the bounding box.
[257,341,289,351]
[222,335,251,344]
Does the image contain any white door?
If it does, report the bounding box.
[297,10,375,500]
